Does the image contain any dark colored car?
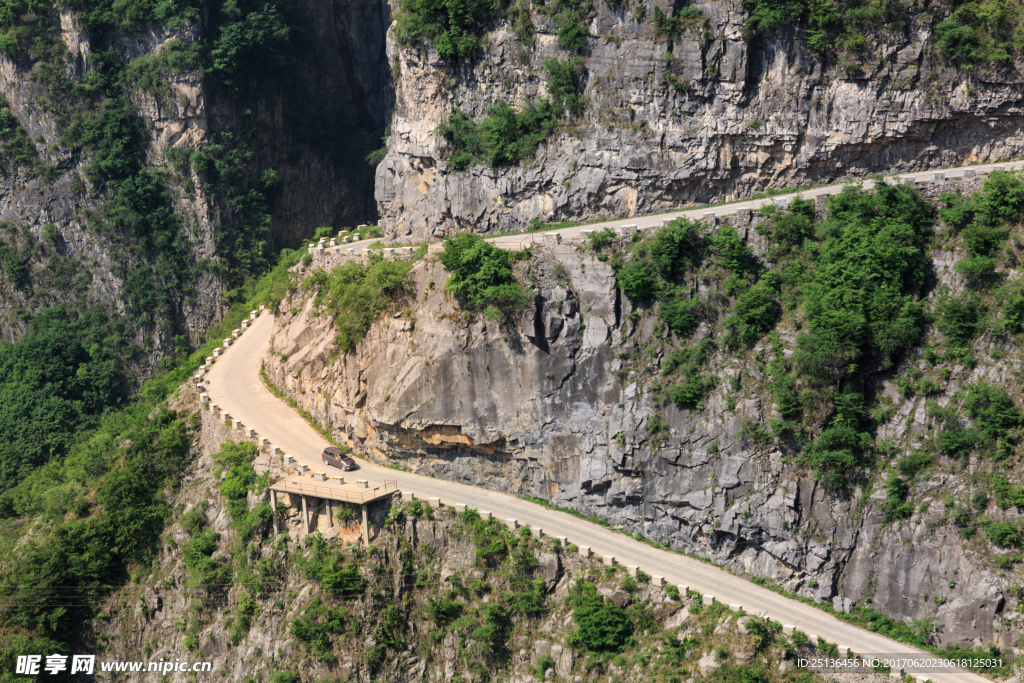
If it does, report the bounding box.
[322,447,358,471]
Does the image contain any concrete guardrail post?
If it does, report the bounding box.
[702,595,715,606]
[627,565,638,577]
[578,545,591,557]
[837,646,849,657]
[401,492,415,502]
[454,503,467,514]
[505,518,518,530]
[783,625,795,635]
[934,172,945,181]
[729,603,742,611]
[480,511,492,520]
[602,556,616,567]
[650,575,665,586]
[531,527,543,538]
[555,536,567,546]
[904,177,915,186]
[677,584,688,595]
[428,497,441,509]
[964,169,976,178]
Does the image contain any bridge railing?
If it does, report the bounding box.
[270,478,399,504]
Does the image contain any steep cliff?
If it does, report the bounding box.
[0,0,391,365]
[267,172,1024,652]
[375,0,1024,241]
[82,388,828,683]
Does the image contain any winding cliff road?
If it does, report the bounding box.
[207,161,1024,683]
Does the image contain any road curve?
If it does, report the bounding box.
[206,315,989,683]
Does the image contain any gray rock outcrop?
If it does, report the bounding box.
[376,0,1024,240]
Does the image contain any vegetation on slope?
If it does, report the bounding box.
[435,58,586,170]
[0,0,378,493]
[210,499,823,683]
[607,171,1024,535]
[302,253,417,352]
[0,248,299,668]
[439,232,534,320]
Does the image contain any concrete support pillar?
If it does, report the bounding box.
[301,496,310,534]
[327,500,333,528]
[271,490,279,536]
[361,504,370,545]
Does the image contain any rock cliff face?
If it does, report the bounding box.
[266,177,1024,649]
[0,0,390,364]
[92,387,790,683]
[375,0,1024,241]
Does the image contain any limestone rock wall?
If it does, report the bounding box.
[265,184,1024,649]
[375,0,1024,241]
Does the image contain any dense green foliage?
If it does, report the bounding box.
[754,185,936,488]
[544,57,586,119]
[394,0,500,59]
[0,308,121,493]
[566,581,633,652]
[439,233,533,319]
[940,171,1024,285]
[303,254,415,352]
[437,101,560,169]
[0,246,296,667]
[934,0,1024,65]
[0,94,34,167]
[213,441,272,540]
[742,0,1024,66]
[435,59,585,169]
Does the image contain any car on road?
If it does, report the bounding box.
[322,447,358,471]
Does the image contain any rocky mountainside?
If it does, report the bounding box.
[267,172,1024,652]
[0,0,390,367]
[376,0,1024,241]
[86,387,839,683]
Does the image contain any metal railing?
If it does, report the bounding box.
[270,478,399,504]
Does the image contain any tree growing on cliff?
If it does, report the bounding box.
[439,233,533,321]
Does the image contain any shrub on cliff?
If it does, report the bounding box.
[439,233,533,320]
[395,0,499,59]
[304,254,413,352]
[436,100,559,169]
[566,581,633,652]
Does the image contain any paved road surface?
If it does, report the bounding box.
[206,315,991,683]
[319,159,1024,255]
